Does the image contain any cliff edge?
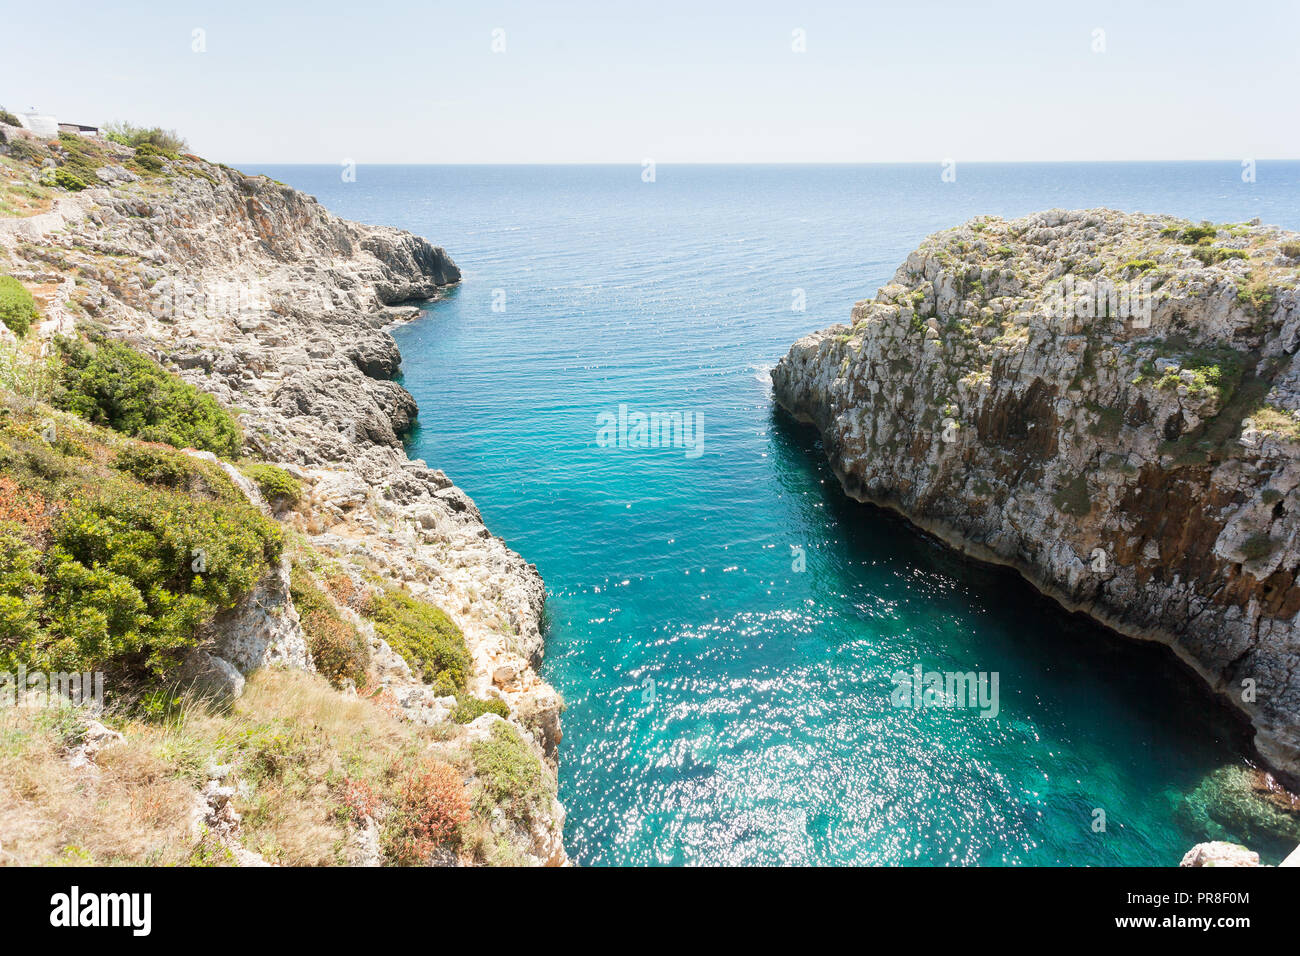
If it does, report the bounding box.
[773,208,1300,783]
[0,123,564,864]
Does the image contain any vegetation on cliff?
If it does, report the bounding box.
[52,336,243,457]
[0,126,560,866]
[772,207,1300,784]
[0,668,555,866]
[287,563,368,689]
[0,400,281,677]
[0,276,37,336]
[362,585,471,696]
[102,121,188,154]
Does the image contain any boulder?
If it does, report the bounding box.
[1180,842,1260,867]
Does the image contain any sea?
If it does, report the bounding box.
[247,161,1300,865]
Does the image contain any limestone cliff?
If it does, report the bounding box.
[0,124,565,864]
[772,208,1300,782]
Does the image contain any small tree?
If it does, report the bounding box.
[103,120,188,154]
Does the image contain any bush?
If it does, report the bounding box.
[41,483,280,671]
[241,463,301,505]
[288,565,368,689]
[51,168,88,192]
[0,107,20,127]
[114,444,209,490]
[384,759,471,864]
[1161,222,1217,244]
[361,587,469,696]
[1121,259,1157,273]
[0,523,46,666]
[1190,247,1248,266]
[0,276,38,337]
[1237,281,1276,320]
[103,121,188,154]
[1241,533,1278,562]
[452,694,510,724]
[1282,243,1300,260]
[0,433,282,675]
[53,337,242,457]
[134,154,163,173]
[134,142,179,162]
[470,721,545,823]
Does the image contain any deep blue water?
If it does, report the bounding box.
[251,162,1300,865]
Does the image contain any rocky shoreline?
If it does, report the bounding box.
[772,208,1300,789]
[0,125,566,864]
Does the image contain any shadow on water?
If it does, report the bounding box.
[767,403,1261,762]
[766,405,1300,863]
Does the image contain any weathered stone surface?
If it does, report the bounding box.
[195,556,310,674]
[66,719,125,770]
[0,144,564,864]
[1180,841,1261,866]
[176,649,246,702]
[773,208,1300,782]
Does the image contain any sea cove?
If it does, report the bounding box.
[250,161,1300,866]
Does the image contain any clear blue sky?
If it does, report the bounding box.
[4,0,1297,164]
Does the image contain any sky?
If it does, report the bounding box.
[3,0,1298,164]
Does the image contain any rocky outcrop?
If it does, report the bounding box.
[773,208,1300,783]
[1180,841,1261,866]
[0,127,564,864]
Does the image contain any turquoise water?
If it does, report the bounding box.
[254,163,1300,865]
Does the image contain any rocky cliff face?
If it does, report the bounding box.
[772,208,1300,783]
[0,126,565,864]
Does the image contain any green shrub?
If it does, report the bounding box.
[52,168,88,191]
[0,523,46,669]
[1282,243,1300,260]
[0,107,20,127]
[1190,247,1248,266]
[288,565,368,689]
[1121,259,1157,273]
[103,121,187,154]
[134,142,179,162]
[53,337,242,457]
[1052,474,1091,517]
[241,463,302,505]
[1143,346,1246,405]
[134,154,163,173]
[114,444,203,489]
[1236,281,1276,320]
[362,586,469,696]
[470,721,545,823]
[1241,533,1278,562]
[45,486,279,670]
[1161,222,1217,244]
[0,463,281,675]
[0,405,282,681]
[52,133,118,185]
[452,694,510,724]
[0,276,38,337]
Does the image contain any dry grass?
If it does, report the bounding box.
[0,669,531,866]
[0,171,53,219]
[1250,404,1300,443]
[0,707,200,865]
